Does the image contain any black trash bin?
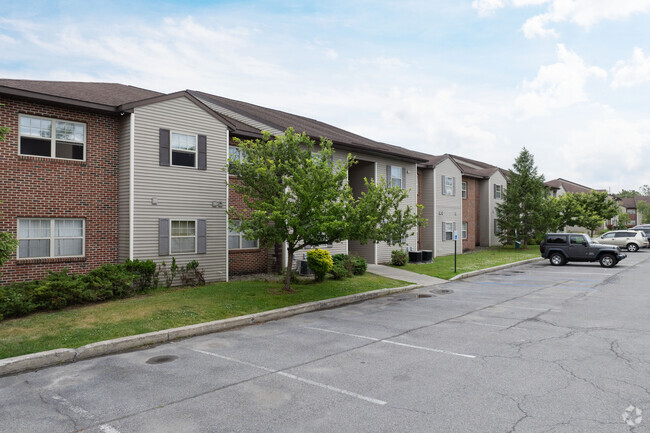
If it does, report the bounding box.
[408,251,423,263]
[421,250,433,262]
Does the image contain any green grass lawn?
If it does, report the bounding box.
[399,246,540,280]
[0,274,407,360]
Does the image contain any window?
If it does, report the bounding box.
[170,220,196,253]
[444,222,454,241]
[462,182,467,199]
[19,115,85,160]
[228,221,259,249]
[494,219,500,234]
[444,176,454,195]
[601,232,615,239]
[391,166,403,188]
[494,184,503,199]
[626,209,635,214]
[462,222,468,239]
[18,219,84,259]
[546,235,567,244]
[570,235,586,244]
[171,132,197,167]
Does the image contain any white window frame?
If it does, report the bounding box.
[444,222,453,241]
[17,218,85,259]
[170,219,197,254]
[18,114,86,161]
[228,220,259,250]
[495,184,503,199]
[391,166,403,189]
[462,222,468,239]
[444,176,454,196]
[170,131,198,168]
[461,181,467,199]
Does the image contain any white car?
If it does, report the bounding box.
[593,230,648,252]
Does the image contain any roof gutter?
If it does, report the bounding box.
[0,86,120,113]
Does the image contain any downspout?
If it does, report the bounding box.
[433,168,437,258]
[129,112,135,260]
[225,129,230,282]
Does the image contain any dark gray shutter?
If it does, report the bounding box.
[453,222,456,235]
[159,129,170,166]
[401,167,407,189]
[159,218,169,256]
[494,184,497,199]
[452,177,456,196]
[198,135,207,170]
[442,221,446,241]
[386,165,392,187]
[441,175,446,195]
[197,219,207,254]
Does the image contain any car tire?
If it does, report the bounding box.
[549,253,565,266]
[599,254,616,268]
[626,243,639,252]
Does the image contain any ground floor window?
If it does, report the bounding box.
[18,218,84,259]
[443,222,454,241]
[229,221,259,249]
[171,220,196,253]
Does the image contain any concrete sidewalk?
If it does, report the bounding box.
[367,264,446,286]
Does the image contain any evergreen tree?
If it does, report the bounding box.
[495,148,548,248]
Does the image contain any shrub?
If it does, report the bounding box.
[391,249,409,266]
[349,255,367,275]
[159,258,178,288]
[329,263,348,280]
[307,249,333,282]
[124,259,159,291]
[180,260,205,286]
[84,264,137,300]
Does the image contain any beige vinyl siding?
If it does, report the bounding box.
[118,116,131,262]
[197,97,284,136]
[418,167,435,251]
[479,179,491,246]
[433,159,462,257]
[488,171,507,246]
[369,154,418,264]
[132,97,228,282]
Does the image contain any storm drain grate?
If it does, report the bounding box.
[146,355,178,365]
[433,289,453,295]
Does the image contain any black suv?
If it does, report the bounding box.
[540,233,627,268]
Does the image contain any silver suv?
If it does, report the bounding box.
[592,230,648,252]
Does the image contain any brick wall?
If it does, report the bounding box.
[462,177,479,251]
[228,175,269,276]
[0,97,120,283]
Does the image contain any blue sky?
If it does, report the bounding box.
[2,0,650,192]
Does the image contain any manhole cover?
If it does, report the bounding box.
[434,289,453,295]
[417,294,432,298]
[146,355,178,365]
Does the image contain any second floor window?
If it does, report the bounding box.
[171,132,197,167]
[391,166,403,188]
[462,182,467,199]
[19,115,85,161]
[494,184,503,199]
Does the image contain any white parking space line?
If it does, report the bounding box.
[99,425,122,433]
[448,320,509,329]
[191,349,387,405]
[305,327,476,359]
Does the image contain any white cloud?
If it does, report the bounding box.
[611,47,650,89]
[519,0,650,38]
[472,0,505,17]
[515,44,606,117]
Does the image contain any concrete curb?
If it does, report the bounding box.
[449,257,544,280]
[0,283,419,377]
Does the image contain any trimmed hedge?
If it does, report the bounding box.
[0,260,158,320]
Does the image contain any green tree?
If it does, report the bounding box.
[617,189,639,198]
[229,128,423,291]
[637,201,650,224]
[556,191,619,236]
[640,185,650,196]
[616,212,630,229]
[495,148,549,248]
[0,109,18,271]
[0,104,9,142]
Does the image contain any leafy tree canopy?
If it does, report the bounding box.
[228,128,424,290]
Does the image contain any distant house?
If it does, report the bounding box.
[619,196,650,227]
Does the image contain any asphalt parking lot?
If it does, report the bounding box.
[1,251,649,433]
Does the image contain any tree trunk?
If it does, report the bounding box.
[284,250,294,291]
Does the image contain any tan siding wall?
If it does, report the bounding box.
[479,179,491,246]
[433,159,463,257]
[418,168,435,251]
[488,172,507,246]
[133,97,228,282]
[118,116,131,262]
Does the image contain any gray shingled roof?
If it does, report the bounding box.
[544,178,592,194]
[0,79,162,108]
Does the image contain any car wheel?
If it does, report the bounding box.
[599,254,616,268]
[626,243,639,252]
[549,253,565,266]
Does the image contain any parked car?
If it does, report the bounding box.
[592,230,648,252]
[631,226,650,246]
[540,233,627,268]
